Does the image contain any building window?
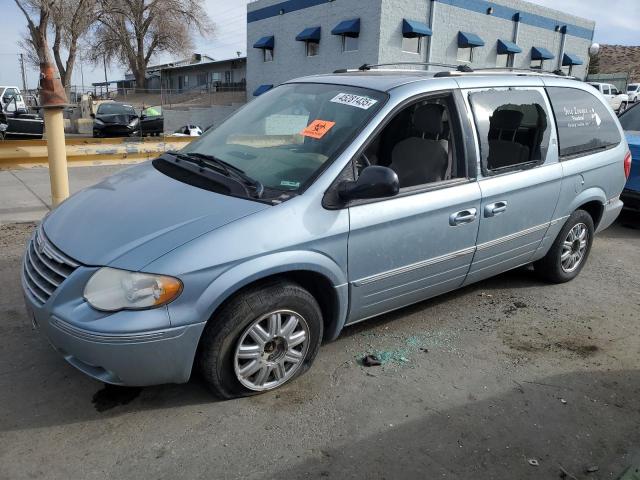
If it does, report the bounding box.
[530,59,543,70]
[402,36,421,54]
[342,35,359,52]
[496,53,514,68]
[306,42,319,57]
[264,49,273,62]
[225,71,232,83]
[457,47,473,63]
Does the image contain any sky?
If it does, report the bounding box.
[0,0,638,89]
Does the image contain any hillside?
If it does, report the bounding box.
[596,45,640,83]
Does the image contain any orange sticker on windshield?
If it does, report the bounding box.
[301,120,336,139]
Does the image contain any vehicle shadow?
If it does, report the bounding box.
[268,369,640,480]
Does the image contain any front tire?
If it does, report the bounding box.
[197,279,323,399]
[619,102,628,114]
[534,209,594,283]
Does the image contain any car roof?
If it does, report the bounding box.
[287,69,582,93]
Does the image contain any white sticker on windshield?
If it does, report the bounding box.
[330,93,378,110]
[280,180,300,188]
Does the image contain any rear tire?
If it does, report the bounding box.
[197,279,323,399]
[534,209,594,283]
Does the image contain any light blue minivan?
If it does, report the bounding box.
[22,67,629,398]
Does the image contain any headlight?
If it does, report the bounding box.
[94,118,104,126]
[83,267,182,312]
[129,118,140,127]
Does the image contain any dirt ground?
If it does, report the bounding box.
[1,213,639,480]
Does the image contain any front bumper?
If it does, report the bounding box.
[93,123,139,137]
[22,265,205,386]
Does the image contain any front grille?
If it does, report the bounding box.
[23,226,80,306]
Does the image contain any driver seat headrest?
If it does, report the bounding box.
[413,104,445,137]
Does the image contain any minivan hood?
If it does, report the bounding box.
[43,162,270,270]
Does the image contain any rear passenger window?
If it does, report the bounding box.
[469,89,550,174]
[547,87,621,158]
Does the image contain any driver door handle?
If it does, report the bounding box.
[449,208,477,226]
[484,201,508,217]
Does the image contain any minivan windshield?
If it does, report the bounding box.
[181,83,387,193]
[628,85,638,92]
[97,103,136,115]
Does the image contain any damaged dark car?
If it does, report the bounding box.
[92,102,140,138]
[0,95,44,139]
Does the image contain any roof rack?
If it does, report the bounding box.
[333,62,573,78]
[434,66,572,78]
[333,62,471,74]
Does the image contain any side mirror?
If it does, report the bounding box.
[338,165,399,201]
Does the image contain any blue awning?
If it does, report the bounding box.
[497,39,522,55]
[296,26,321,42]
[331,18,360,37]
[562,53,583,66]
[253,36,274,50]
[458,31,485,48]
[253,84,273,96]
[402,19,432,38]
[531,46,555,60]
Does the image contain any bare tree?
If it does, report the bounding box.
[91,0,213,91]
[17,0,95,92]
[14,0,56,68]
[51,0,95,90]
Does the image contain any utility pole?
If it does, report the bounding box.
[103,55,109,95]
[19,54,28,92]
[78,51,85,95]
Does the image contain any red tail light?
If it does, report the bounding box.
[624,151,632,179]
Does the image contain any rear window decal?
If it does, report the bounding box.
[301,119,336,139]
[330,93,379,110]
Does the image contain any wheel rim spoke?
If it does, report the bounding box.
[284,349,303,364]
[280,315,298,338]
[274,362,287,380]
[239,360,262,377]
[288,330,307,348]
[237,345,261,360]
[249,324,271,346]
[254,365,272,387]
[268,313,281,337]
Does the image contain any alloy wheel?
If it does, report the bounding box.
[233,310,310,391]
[561,223,589,273]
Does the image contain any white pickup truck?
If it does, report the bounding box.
[588,82,630,113]
[0,86,28,111]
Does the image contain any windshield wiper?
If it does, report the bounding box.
[166,151,264,198]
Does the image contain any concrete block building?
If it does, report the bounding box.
[246,0,595,97]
